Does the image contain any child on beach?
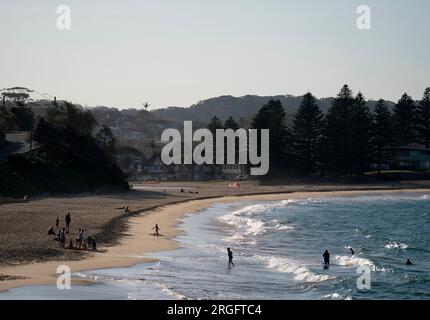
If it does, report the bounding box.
[152,224,161,237]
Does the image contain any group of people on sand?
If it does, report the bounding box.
[47,212,97,251]
[116,206,130,213]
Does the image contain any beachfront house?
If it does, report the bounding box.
[116,153,144,180]
[387,145,430,170]
[222,164,247,180]
[142,153,171,179]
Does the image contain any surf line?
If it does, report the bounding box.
[160,121,270,175]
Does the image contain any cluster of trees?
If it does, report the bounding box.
[208,85,430,178]
[0,105,35,131]
[1,102,128,197]
[33,103,119,171]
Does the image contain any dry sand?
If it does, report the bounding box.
[1,187,429,292]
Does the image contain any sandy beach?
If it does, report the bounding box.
[1,185,429,292]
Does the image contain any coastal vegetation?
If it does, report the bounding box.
[246,85,430,179]
[0,102,128,198]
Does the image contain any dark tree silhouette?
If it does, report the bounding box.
[321,84,355,174]
[417,88,430,148]
[393,93,417,146]
[10,106,35,131]
[207,116,224,134]
[224,116,240,131]
[373,99,393,174]
[251,99,290,175]
[96,125,116,151]
[291,92,323,174]
[350,92,374,176]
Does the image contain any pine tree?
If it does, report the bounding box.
[350,92,374,176]
[321,84,355,174]
[224,116,240,131]
[373,99,393,173]
[417,88,430,148]
[206,116,225,165]
[207,116,224,134]
[291,92,323,174]
[393,93,417,146]
[251,99,290,175]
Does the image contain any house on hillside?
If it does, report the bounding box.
[142,153,170,178]
[116,153,143,180]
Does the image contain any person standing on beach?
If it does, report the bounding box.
[76,228,82,248]
[152,224,161,236]
[55,217,60,228]
[79,229,84,248]
[65,213,71,232]
[227,248,235,267]
[323,249,330,265]
[59,228,66,248]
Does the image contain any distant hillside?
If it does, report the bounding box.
[152,95,395,124]
[2,87,397,154]
[91,106,182,153]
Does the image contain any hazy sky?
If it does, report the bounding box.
[1,0,429,109]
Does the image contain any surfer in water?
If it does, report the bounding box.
[406,259,413,265]
[227,248,235,268]
[323,249,330,266]
[349,247,355,255]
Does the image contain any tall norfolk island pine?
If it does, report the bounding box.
[373,99,393,174]
[251,99,290,176]
[417,88,430,148]
[393,93,417,146]
[291,92,323,174]
[350,92,374,176]
[321,84,355,174]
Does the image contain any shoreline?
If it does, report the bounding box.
[1,187,429,293]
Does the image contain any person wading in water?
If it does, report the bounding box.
[227,248,235,268]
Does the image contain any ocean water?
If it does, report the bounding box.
[2,192,430,300]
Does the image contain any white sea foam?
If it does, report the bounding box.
[218,200,295,237]
[334,255,389,272]
[385,241,408,250]
[151,282,186,300]
[335,255,373,267]
[257,255,334,283]
[218,214,267,236]
[323,292,352,300]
